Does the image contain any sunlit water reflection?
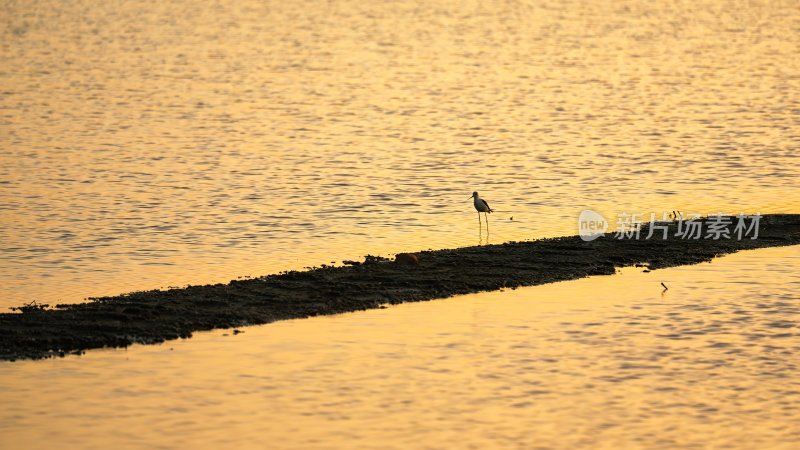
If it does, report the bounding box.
[1,246,798,449]
[2,1,799,447]
[1,0,799,307]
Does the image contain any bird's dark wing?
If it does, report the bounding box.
[481,199,493,213]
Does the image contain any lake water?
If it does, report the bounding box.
[1,0,798,308]
[1,246,798,449]
[1,1,800,448]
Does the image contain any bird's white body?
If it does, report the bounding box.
[469,191,493,235]
[472,192,492,213]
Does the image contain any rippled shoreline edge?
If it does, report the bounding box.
[1,214,798,362]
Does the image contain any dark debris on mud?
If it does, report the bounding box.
[2,214,799,361]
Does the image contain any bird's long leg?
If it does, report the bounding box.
[485,212,489,233]
[478,213,483,244]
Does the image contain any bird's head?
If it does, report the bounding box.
[468,191,478,200]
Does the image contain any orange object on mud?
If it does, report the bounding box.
[394,253,419,265]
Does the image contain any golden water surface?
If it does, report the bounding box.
[1,1,800,448]
[0,247,798,449]
[1,0,799,307]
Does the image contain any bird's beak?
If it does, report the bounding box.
[467,195,473,201]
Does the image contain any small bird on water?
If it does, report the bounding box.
[469,191,493,228]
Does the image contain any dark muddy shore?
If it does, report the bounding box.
[2,214,799,361]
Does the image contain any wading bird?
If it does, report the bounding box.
[469,191,493,230]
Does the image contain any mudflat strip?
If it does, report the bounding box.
[2,214,798,361]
